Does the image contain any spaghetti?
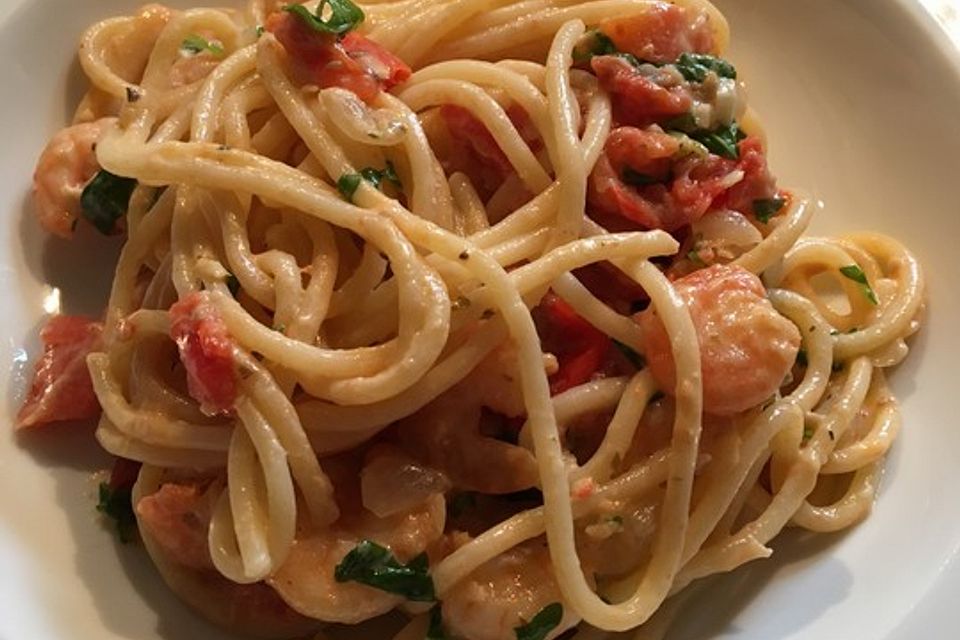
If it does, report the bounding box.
[20,1,924,638]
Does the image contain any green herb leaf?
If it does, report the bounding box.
[687,249,705,266]
[664,111,698,133]
[255,25,265,37]
[612,340,645,369]
[687,121,745,160]
[80,170,137,235]
[515,603,563,640]
[753,197,786,223]
[285,0,365,36]
[621,168,660,187]
[674,52,737,83]
[802,424,815,442]
[359,161,403,191]
[181,34,224,56]
[337,173,363,201]
[96,482,137,543]
[427,606,447,640]
[839,265,879,305]
[572,29,618,62]
[334,540,435,601]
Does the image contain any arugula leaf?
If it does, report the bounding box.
[80,170,137,235]
[621,168,660,187]
[334,540,435,601]
[839,265,879,305]
[753,197,786,223]
[427,606,447,640]
[515,603,563,640]
[687,121,745,160]
[285,0,365,36]
[613,340,645,369]
[674,52,737,83]
[96,482,137,543]
[181,34,224,56]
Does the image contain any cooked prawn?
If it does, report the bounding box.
[442,540,581,640]
[638,263,801,415]
[31,118,113,238]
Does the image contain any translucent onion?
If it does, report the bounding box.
[320,88,408,146]
[361,448,452,518]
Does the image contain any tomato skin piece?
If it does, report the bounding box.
[16,315,103,429]
[598,2,715,64]
[534,294,611,395]
[136,482,214,570]
[169,293,237,416]
[590,56,692,127]
[267,12,411,102]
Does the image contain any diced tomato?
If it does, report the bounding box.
[267,12,411,103]
[591,56,691,127]
[714,137,779,214]
[534,294,611,395]
[136,482,214,570]
[599,2,714,64]
[439,104,542,196]
[169,293,237,416]
[17,315,103,429]
[588,128,778,233]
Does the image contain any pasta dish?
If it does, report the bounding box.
[18,0,925,638]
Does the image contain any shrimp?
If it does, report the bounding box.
[268,493,446,624]
[135,478,320,638]
[637,263,801,415]
[442,540,582,640]
[31,118,114,238]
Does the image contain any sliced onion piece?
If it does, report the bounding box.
[361,447,451,518]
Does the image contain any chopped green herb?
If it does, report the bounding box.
[572,29,618,63]
[796,349,808,367]
[802,425,815,442]
[427,606,447,640]
[255,24,265,37]
[359,161,403,191]
[96,482,136,543]
[448,492,477,518]
[668,131,710,158]
[273,324,286,334]
[515,603,563,640]
[80,170,137,235]
[687,121,745,160]
[687,249,705,266]
[664,111,698,133]
[839,265,879,305]
[337,173,363,201]
[285,0,365,36]
[621,168,660,187]
[753,197,786,224]
[674,52,737,83]
[613,340,645,369]
[181,34,224,56]
[226,274,241,297]
[334,540,435,601]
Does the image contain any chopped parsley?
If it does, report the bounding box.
[572,29,618,63]
[753,197,786,223]
[802,424,815,442]
[613,340,645,369]
[515,603,563,640]
[286,0,365,36]
[334,540,435,601]
[80,170,137,235]
[181,34,224,56]
[96,482,137,543]
[839,265,879,305]
[687,121,746,160]
[359,161,402,191]
[674,52,737,83]
[687,249,705,266]
[337,173,363,201]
